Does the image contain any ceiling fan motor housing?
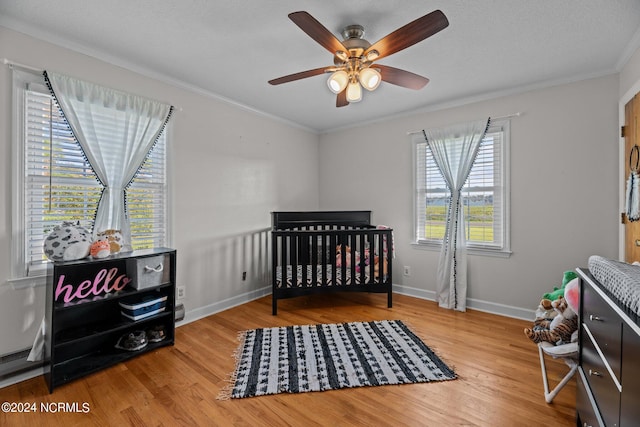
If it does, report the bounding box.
[334,24,371,65]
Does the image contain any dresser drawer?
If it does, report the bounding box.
[582,281,622,380]
[577,368,604,427]
[582,330,620,427]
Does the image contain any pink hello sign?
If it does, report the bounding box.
[55,267,132,303]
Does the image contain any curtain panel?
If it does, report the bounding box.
[422,118,490,311]
[44,71,173,249]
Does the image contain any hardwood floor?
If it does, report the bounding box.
[0,293,576,426]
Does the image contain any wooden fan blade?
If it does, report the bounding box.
[269,67,332,85]
[364,10,449,61]
[376,65,429,89]
[336,89,349,107]
[289,11,348,55]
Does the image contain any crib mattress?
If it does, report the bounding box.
[275,265,386,288]
[588,255,640,317]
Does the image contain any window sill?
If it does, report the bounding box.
[411,241,512,258]
[5,275,47,290]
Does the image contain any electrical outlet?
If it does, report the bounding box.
[403,266,411,277]
[177,286,186,299]
[242,271,247,281]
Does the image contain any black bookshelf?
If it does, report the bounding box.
[44,248,176,392]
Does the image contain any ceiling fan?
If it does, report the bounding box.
[268,10,449,107]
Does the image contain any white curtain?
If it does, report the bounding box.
[44,71,173,249]
[423,118,490,311]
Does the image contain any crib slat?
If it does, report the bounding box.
[320,231,331,286]
[368,231,376,283]
[293,233,300,287]
[272,232,279,315]
[300,233,308,287]
[359,233,366,284]
[349,232,356,286]
[281,234,287,288]
[321,231,328,287]
[339,239,347,287]
[330,233,337,287]
[341,241,347,286]
[378,231,385,282]
[311,229,318,287]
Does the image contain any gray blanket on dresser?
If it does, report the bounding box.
[588,255,640,317]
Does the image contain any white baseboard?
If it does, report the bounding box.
[176,285,272,327]
[392,284,534,321]
[178,283,534,327]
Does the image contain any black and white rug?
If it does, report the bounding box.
[219,320,456,399]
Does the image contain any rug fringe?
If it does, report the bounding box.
[399,318,459,380]
[217,329,248,401]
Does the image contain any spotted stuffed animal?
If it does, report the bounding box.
[43,221,92,261]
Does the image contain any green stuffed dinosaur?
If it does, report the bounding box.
[542,271,577,301]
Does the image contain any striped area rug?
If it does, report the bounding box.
[219,320,456,399]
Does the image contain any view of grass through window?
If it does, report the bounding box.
[420,130,502,248]
[424,204,494,241]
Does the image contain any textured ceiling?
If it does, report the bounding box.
[1,0,640,132]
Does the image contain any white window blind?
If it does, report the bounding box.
[20,81,168,275]
[414,120,510,254]
[25,89,101,270]
[127,136,168,250]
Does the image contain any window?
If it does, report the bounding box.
[413,119,510,255]
[11,70,169,283]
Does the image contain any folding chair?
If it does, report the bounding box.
[537,341,578,403]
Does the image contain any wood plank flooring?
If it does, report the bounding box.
[0,293,576,426]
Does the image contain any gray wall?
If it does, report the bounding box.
[319,75,620,318]
[0,27,320,356]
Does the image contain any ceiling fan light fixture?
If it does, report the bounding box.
[327,70,349,94]
[335,50,348,61]
[346,81,362,103]
[359,67,381,91]
[365,49,379,61]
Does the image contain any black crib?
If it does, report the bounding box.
[271,211,393,315]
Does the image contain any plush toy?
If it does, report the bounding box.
[563,278,580,313]
[95,229,123,254]
[43,221,92,261]
[535,298,555,318]
[542,271,578,300]
[364,248,388,278]
[532,298,558,331]
[90,240,111,259]
[335,245,388,278]
[542,286,565,302]
[524,296,578,345]
[336,245,361,271]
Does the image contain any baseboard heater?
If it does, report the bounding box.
[0,349,43,382]
[175,303,185,322]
